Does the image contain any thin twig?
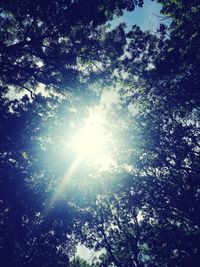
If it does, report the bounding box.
[16,82,34,99]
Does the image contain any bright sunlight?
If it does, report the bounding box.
[51,104,119,203]
[72,106,116,171]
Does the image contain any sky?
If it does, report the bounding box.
[111,0,162,32]
[76,0,163,262]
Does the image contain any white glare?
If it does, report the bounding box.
[73,107,116,171]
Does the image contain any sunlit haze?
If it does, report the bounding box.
[72,106,117,172]
[50,103,120,203]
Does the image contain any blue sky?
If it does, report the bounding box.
[111,0,162,32]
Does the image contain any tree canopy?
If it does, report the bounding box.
[0,0,200,267]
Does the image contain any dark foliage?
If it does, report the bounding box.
[1,0,200,267]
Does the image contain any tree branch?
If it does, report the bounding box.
[13,80,34,99]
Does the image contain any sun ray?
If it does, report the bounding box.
[48,104,120,205]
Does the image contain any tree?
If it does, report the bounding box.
[74,0,200,266]
[114,0,200,265]
[0,95,78,266]
[76,187,146,267]
[0,0,143,98]
[1,0,200,266]
[0,1,148,265]
[69,256,95,267]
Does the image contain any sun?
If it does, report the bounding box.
[72,107,116,171]
[75,109,105,158]
[50,104,121,203]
